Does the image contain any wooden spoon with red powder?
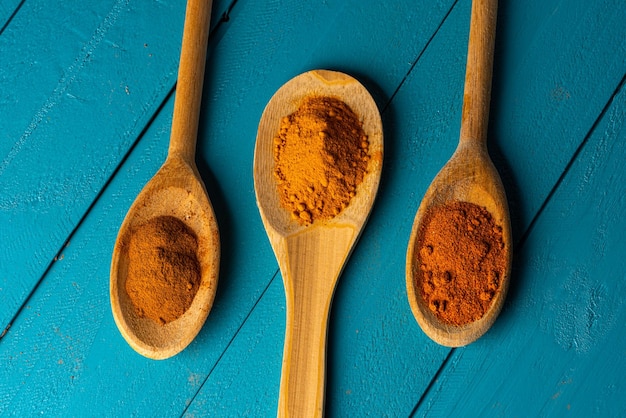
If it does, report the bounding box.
[406,0,512,347]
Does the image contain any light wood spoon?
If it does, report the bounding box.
[406,0,512,347]
[254,70,383,416]
[110,0,219,360]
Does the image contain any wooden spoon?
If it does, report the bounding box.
[406,0,512,347]
[254,70,383,416]
[110,0,219,360]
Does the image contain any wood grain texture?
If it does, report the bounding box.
[459,0,496,144]
[169,0,213,161]
[110,0,220,360]
[186,0,626,415]
[254,70,383,417]
[0,0,230,332]
[0,0,625,415]
[406,0,512,347]
[416,77,626,417]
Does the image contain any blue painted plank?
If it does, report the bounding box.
[0,0,230,331]
[1,0,457,414]
[0,92,275,415]
[0,0,187,332]
[0,0,22,33]
[0,0,624,416]
[183,276,285,417]
[185,0,626,415]
[414,78,626,417]
[337,0,626,411]
[489,0,626,235]
[187,1,470,414]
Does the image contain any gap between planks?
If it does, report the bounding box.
[0,0,238,342]
[409,71,626,416]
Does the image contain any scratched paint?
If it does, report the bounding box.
[414,75,626,416]
[1,0,625,415]
[543,266,611,353]
[0,0,185,330]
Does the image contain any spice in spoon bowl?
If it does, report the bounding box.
[254,69,383,416]
[406,0,512,346]
[110,0,219,360]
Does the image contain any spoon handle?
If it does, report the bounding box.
[169,0,213,162]
[459,0,497,145]
[276,227,356,417]
[278,280,331,417]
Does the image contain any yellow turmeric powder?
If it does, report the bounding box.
[273,95,369,224]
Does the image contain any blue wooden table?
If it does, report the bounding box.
[1,0,625,415]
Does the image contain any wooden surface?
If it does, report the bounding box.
[1,0,625,416]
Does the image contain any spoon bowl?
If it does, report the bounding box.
[406,0,512,347]
[254,70,383,416]
[406,141,512,347]
[110,0,219,359]
[111,156,219,359]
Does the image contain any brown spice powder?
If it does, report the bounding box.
[415,201,506,326]
[273,95,369,225]
[125,216,201,325]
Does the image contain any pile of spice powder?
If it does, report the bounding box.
[415,201,506,326]
[124,215,201,325]
[273,95,370,224]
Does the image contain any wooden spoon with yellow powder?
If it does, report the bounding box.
[254,70,383,417]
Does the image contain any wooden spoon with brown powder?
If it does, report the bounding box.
[110,0,219,360]
[406,0,512,347]
[254,70,383,416]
